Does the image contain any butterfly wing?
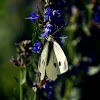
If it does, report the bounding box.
[46,48,60,80]
[38,42,49,80]
[53,41,68,74]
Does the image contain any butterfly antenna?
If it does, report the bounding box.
[52,23,67,36]
[45,34,49,40]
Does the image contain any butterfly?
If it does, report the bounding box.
[38,35,68,80]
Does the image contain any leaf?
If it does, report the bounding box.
[82,17,91,36]
[38,36,42,39]
[32,32,37,45]
[87,65,100,76]
[32,60,38,69]
[26,70,33,87]
[34,69,39,73]
[22,68,26,84]
[69,87,81,100]
[34,92,38,100]
[34,90,48,100]
[72,37,81,46]
[13,75,19,83]
[13,88,19,100]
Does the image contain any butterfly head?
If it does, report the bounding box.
[48,35,54,42]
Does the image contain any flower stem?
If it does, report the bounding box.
[20,68,23,100]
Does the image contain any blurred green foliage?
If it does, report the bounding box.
[0,0,37,99]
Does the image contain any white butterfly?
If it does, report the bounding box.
[38,35,68,80]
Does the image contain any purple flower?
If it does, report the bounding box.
[53,10,60,16]
[52,10,61,22]
[44,7,52,21]
[25,12,39,24]
[45,81,56,99]
[10,57,21,66]
[54,36,63,46]
[44,8,61,23]
[94,6,100,23]
[33,40,41,53]
[45,27,52,34]
[47,23,53,29]
[33,82,37,87]
[41,23,53,38]
[40,1,67,47]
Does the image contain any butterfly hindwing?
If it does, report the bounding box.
[46,46,60,81]
[53,41,68,74]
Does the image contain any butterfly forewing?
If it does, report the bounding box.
[38,42,49,80]
[53,41,68,74]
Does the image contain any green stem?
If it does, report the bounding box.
[63,76,76,100]
[20,68,23,100]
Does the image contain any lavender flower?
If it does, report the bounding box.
[10,57,21,67]
[25,11,39,24]
[41,23,53,38]
[10,40,32,67]
[33,40,41,53]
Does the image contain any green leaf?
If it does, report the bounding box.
[38,36,43,40]
[32,32,37,45]
[69,87,81,100]
[34,69,39,73]
[34,92,38,100]
[82,14,91,36]
[22,68,26,84]
[13,88,19,100]
[26,70,33,87]
[87,65,100,76]
[32,60,38,69]
[13,75,19,83]
[34,90,47,100]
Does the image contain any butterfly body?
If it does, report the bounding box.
[38,35,68,80]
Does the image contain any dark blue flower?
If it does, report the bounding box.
[45,81,56,99]
[94,6,100,23]
[44,7,53,21]
[53,10,60,16]
[33,40,41,53]
[33,82,37,87]
[25,12,39,24]
[44,7,61,24]
[52,10,61,23]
